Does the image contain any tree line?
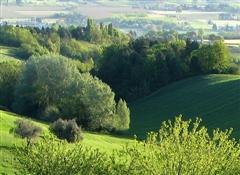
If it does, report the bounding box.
[0,19,129,60]
[0,20,238,131]
[97,37,235,101]
[0,56,130,133]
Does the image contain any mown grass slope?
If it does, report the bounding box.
[129,74,240,138]
[0,45,19,60]
[0,111,132,175]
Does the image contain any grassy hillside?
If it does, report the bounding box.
[0,45,19,60]
[130,74,240,139]
[0,111,132,175]
[1,74,240,174]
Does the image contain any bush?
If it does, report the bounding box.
[10,119,42,146]
[16,116,240,175]
[16,137,111,175]
[50,118,83,143]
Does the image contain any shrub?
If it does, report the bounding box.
[16,137,111,175]
[16,116,240,175]
[10,119,42,146]
[50,118,83,143]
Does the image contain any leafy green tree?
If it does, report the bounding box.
[191,41,230,73]
[116,99,130,131]
[12,55,80,117]
[13,55,128,131]
[62,73,118,131]
[0,60,22,108]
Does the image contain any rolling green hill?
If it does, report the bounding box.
[1,74,240,174]
[129,74,240,139]
[0,111,132,175]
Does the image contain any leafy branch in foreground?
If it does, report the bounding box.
[16,116,240,175]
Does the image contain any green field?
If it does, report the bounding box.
[130,74,240,138]
[0,111,132,175]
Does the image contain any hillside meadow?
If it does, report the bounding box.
[0,110,133,175]
[1,74,240,174]
[130,74,240,138]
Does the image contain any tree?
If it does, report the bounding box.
[13,55,129,132]
[0,60,22,108]
[10,119,42,146]
[116,99,130,131]
[12,55,80,118]
[191,41,230,73]
[62,73,118,131]
[50,118,83,143]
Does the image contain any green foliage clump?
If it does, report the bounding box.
[10,119,42,146]
[16,137,111,175]
[0,25,49,59]
[13,55,130,132]
[115,99,130,131]
[16,117,240,175]
[50,118,83,143]
[60,39,102,61]
[191,41,230,74]
[0,59,22,108]
[12,55,80,117]
[98,38,232,101]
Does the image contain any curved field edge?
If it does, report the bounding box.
[129,74,240,138]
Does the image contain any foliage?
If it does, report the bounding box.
[50,118,83,143]
[12,55,80,117]
[116,99,130,131]
[0,25,49,59]
[16,117,240,175]
[191,41,230,74]
[62,73,118,131]
[97,38,232,101]
[10,119,42,146]
[0,20,128,60]
[16,136,112,175]
[60,39,102,61]
[13,55,130,132]
[0,59,22,108]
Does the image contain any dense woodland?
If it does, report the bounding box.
[0,19,238,132]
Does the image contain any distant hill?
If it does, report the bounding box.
[129,74,240,139]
